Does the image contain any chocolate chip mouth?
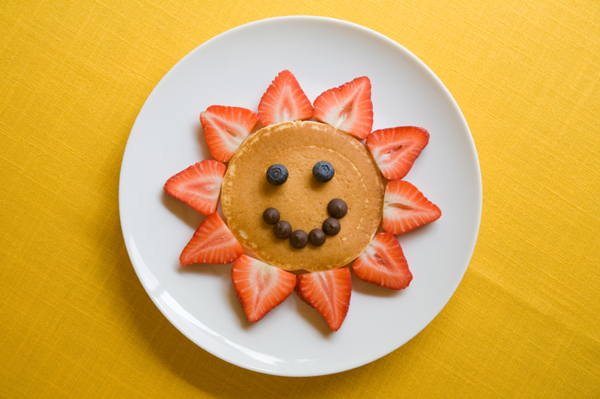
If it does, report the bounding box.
[263,198,347,249]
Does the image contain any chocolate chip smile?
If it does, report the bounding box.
[263,198,347,249]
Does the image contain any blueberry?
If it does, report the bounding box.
[312,161,335,182]
[266,164,289,186]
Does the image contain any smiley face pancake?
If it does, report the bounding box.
[221,121,384,272]
[166,71,441,330]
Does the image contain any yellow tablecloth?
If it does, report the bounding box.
[1,0,599,397]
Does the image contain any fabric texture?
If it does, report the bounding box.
[1,0,599,397]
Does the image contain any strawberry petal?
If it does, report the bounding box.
[296,268,352,331]
[382,180,441,235]
[258,70,313,126]
[352,233,412,290]
[313,76,373,139]
[200,105,259,162]
[164,160,226,215]
[366,126,430,180]
[180,213,244,265]
[232,255,296,322]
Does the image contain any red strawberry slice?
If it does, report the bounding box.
[296,268,352,331]
[258,70,313,126]
[180,212,244,265]
[232,255,297,322]
[366,126,430,180]
[164,160,226,215]
[313,76,373,140]
[382,180,441,235]
[352,233,412,290]
[200,105,259,162]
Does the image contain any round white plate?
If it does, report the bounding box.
[119,16,482,377]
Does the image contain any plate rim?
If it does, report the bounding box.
[119,15,482,377]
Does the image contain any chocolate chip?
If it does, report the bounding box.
[308,229,326,246]
[290,230,308,249]
[322,217,341,236]
[327,198,348,219]
[263,208,280,225]
[273,220,292,239]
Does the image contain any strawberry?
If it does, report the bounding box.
[296,268,352,331]
[164,160,226,215]
[232,255,297,322]
[382,180,441,235]
[258,70,313,126]
[200,105,259,162]
[180,212,244,265]
[313,76,373,140]
[352,233,412,290]
[366,126,430,180]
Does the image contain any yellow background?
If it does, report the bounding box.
[1,0,599,397]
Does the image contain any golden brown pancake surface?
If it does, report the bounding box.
[221,121,384,272]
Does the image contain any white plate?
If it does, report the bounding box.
[119,16,482,377]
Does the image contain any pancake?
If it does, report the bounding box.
[221,121,384,272]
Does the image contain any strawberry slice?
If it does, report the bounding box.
[258,70,313,126]
[313,76,373,140]
[366,126,430,180]
[164,160,226,215]
[352,233,412,290]
[180,212,244,265]
[200,105,259,162]
[232,255,297,322]
[296,268,352,331]
[382,180,441,235]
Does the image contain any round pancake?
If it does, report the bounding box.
[221,121,384,272]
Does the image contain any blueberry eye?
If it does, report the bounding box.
[312,161,335,182]
[266,164,289,185]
